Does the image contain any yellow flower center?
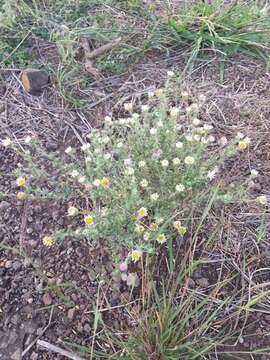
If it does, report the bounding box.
[43,236,54,247]
[16,177,26,186]
[131,250,142,262]
[100,177,110,188]
[137,207,147,218]
[84,215,94,225]
[238,141,247,150]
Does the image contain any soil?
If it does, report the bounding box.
[1,45,270,360]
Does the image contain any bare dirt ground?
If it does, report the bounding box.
[1,50,270,359]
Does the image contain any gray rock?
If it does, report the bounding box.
[67,307,76,320]
[0,201,9,212]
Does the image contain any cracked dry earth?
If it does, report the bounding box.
[0,55,270,359]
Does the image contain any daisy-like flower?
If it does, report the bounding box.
[208,135,215,143]
[104,153,111,160]
[157,234,166,244]
[93,179,100,187]
[155,88,164,97]
[150,128,157,135]
[65,146,73,154]
[236,132,245,140]
[2,137,12,147]
[193,134,201,142]
[184,156,195,166]
[218,136,228,147]
[192,118,201,126]
[81,143,90,152]
[16,177,26,187]
[25,135,33,144]
[150,193,159,201]
[175,184,185,192]
[161,159,169,167]
[238,138,250,150]
[135,224,145,234]
[157,121,163,128]
[117,142,123,148]
[173,157,180,166]
[250,169,259,178]
[68,206,79,216]
[84,215,94,225]
[185,134,193,142]
[176,141,183,149]
[177,226,187,236]
[124,102,133,112]
[43,236,54,247]
[148,91,155,98]
[17,191,26,201]
[256,195,267,206]
[167,70,175,77]
[137,207,148,218]
[138,160,146,168]
[70,170,79,178]
[141,105,149,113]
[126,167,135,176]
[100,177,110,188]
[201,137,209,144]
[140,179,148,188]
[149,222,158,231]
[130,250,142,262]
[170,107,180,118]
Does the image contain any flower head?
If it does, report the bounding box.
[173,221,182,230]
[170,107,180,118]
[218,136,228,147]
[25,135,33,144]
[104,116,112,124]
[173,158,180,166]
[135,224,145,234]
[81,143,90,152]
[161,159,169,168]
[238,138,250,150]
[84,215,94,225]
[138,160,146,168]
[207,166,218,181]
[140,179,148,188]
[124,102,133,112]
[17,191,26,201]
[16,177,26,187]
[150,128,157,135]
[155,88,164,97]
[192,118,201,126]
[176,142,183,149]
[100,176,110,188]
[137,207,148,218]
[150,193,159,201]
[167,70,175,77]
[181,91,189,101]
[131,250,142,262]
[256,195,267,206]
[156,121,163,128]
[177,226,187,236]
[117,142,123,148]
[157,234,166,244]
[184,156,195,166]
[250,169,258,178]
[104,153,111,160]
[119,262,128,272]
[93,179,100,187]
[126,167,135,176]
[149,222,158,231]
[65,146,73,154]
[70,170,79,178]
[175,184,185,193]
[43,236,54,247]
[141,105,149,113]
[68,206,79,216]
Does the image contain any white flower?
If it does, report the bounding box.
[203,124,213,131]
[132,113,140,120]
[104,116,112,124]
[119,118,126,125]
[138,160,146,168]
[70,170,79,178]
[104,153,111,160]
[170,107,180,117]
[173,157,180,165]
[193,134,201,142]
[156,121,163,128]
[78,176,86,184]
[141,105,149,113]
[176,142,183,149]
[161,159,169,167]
[140,179,148,188]
[192,118,201,126]
[117,142,123,148]
[124,158,132,166]
[167,70,175,77]
[124,102,133,112]
[201,137,209,144]
[148,91,155,98]
[186,103,199,115]
[150,193,159,201]
[93,179,100,187]
[94,148,101,154]
[207,166,218,180]
[150,128,157,135]
[67,206,78,216]
[81,143,90,152]
[208,135,215,143]
[184,156,195,165]
[25,135,32,144]
[126,167,135,175]
[236,132,245,139]
[65,146,73,154]
[198,94,207,103]
[2,137,12,147]
[175,184,185,192]
[185,134,193,142]
[251,169,259,178]
[218,136,228,147]
[85,156,92,163]
[102,136,110,144]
